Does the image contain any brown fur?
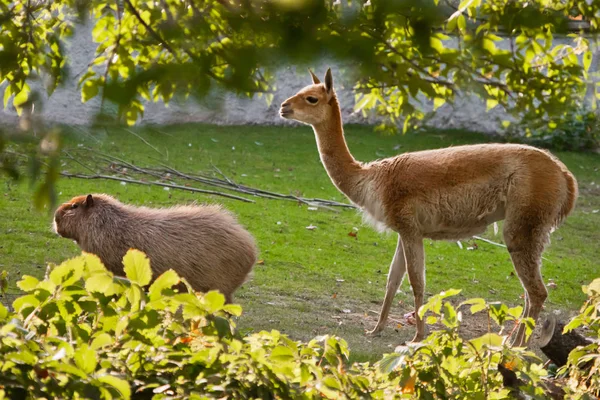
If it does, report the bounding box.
[53,194,257,302]
[280,69,578,346]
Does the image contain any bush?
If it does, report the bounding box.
[561,278,600,398]
[506,110,600,152]
[0,250,396,399]
[377,290,549,399]
[1,250,593,399]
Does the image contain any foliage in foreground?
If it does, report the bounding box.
[561,278,600,398]
[0,250,597,398]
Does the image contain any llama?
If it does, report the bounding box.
[279,68,578,345]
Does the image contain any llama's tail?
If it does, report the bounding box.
[556,167,578,227]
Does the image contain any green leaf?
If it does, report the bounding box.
[86,273,122,296]
[584,278,600,295]
[115,316,129,337]
[271,345,295,362]
[122,249,152,286]
[459,298,487,314]
[213,316,231,338]
[322,375,341,391]
[82,253,107,275]
[82,79,99,103]
[442,302,458,328]
[96,374,131,399]
[17,275,39,292]
[486,98,499,111]
[222,303,243,317]
[148,269,180,300]
[506,305,523,320]
[433,97,445,110]
[74,344,98,374]
[6,351,37,365]
[12,294,40,313]
[469,333,504,351]
[50,259,83,287]
[203,290,226,313]
[584,50,593,73]
[563,316,583,333]
[125,286,142,312]
[0,303,8,320]
[457,15,466,31]
[91,333,114,350]
[13,87,29,108]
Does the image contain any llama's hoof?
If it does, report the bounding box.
[409,334,424,343]
[365,326,384,336]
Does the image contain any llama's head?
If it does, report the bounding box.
[280,68,336,126]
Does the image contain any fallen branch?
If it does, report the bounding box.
[473,235,550,262]
[65,148,357,211]
[473,236,507,248]
[60,172,256,203]
[123,128,165,157]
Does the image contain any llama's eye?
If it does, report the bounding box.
[306,96,319,104]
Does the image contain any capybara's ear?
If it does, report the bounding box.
[85,194,94,207]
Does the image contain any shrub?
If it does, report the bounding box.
[0,250,396,399]
[377,290,549,399]
[0,251,566,399]
[506,110,600,152]
[561,278,600,398]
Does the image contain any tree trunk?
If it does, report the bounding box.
[539,315,592,368]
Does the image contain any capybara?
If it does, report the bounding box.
[53,193,257,302]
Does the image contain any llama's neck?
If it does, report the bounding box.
[311,97,366,205]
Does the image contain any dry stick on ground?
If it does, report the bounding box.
[68,148,356,210]
[122,128,165,157]
[60,172,255,203]
[158,164,347,211]
[473,235,550,262]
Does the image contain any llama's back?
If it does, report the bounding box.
[372,143,577,235]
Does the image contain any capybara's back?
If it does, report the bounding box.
[54,194,257,302]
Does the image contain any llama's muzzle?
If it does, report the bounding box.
[279,102,293,118]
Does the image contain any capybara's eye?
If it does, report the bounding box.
[306,96,319,104]
[71,203,78,209]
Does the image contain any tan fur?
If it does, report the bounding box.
[280,69,578,345]
[53,194,257,303]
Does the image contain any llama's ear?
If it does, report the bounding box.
[85,194,94,207]
[324,68,333,94]
[309,69,321,84]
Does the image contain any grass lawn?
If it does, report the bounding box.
[1,123,599,361]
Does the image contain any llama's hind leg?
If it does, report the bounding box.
[504,220,550,346]
[367,235,406,335]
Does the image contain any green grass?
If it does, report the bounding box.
[1,124,599,361]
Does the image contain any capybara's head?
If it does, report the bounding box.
[53,194,97,241]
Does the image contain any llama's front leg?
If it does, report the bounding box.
[403,235,426,342]
[367,235,406,335]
